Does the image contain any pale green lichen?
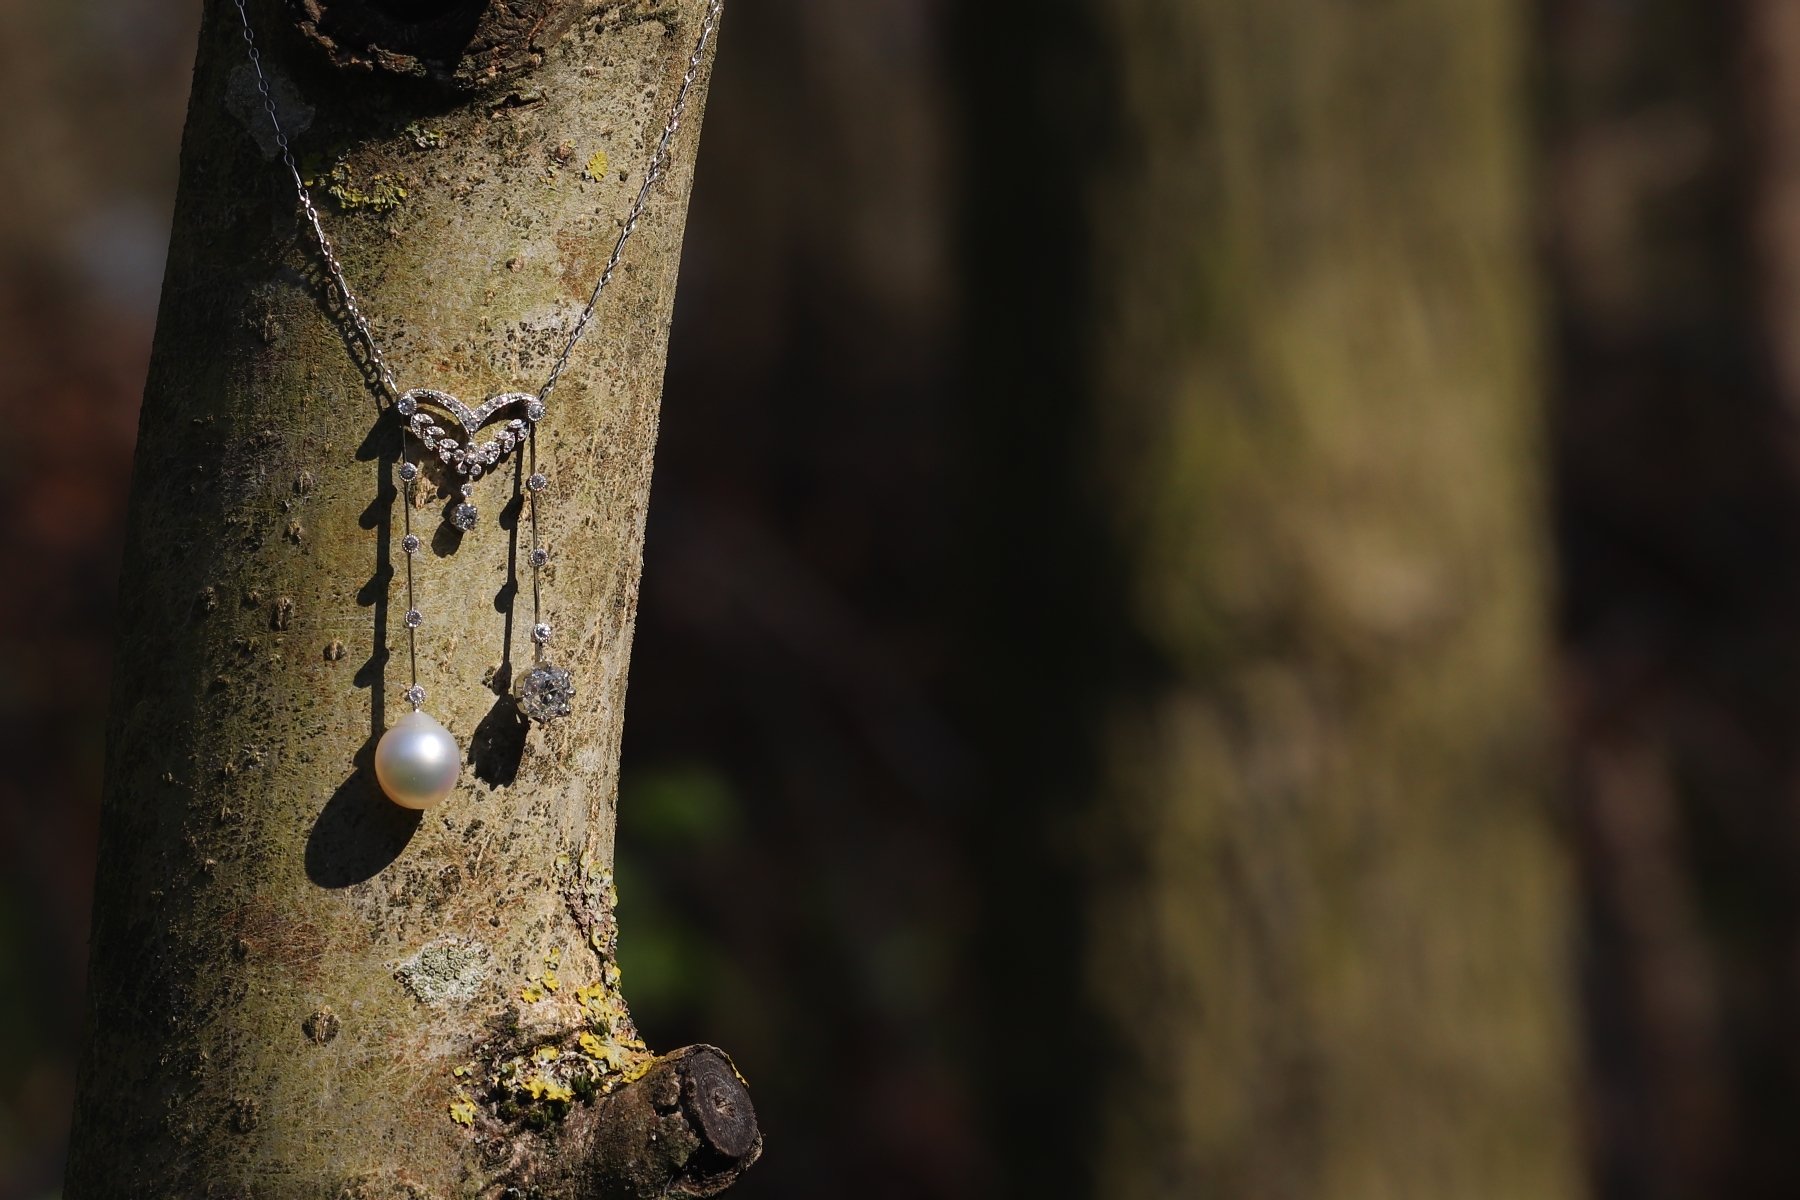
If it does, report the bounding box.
[395,937,491,1006]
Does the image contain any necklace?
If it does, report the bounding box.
[231,0,723,810]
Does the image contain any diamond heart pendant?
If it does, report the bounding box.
[396,387,546,492]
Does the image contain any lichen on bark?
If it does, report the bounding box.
[64,1,756,1196]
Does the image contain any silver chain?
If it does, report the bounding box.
[232,0,720,402]
[233,0,400,400]
[231,0,721,714]
[540,0,721,403]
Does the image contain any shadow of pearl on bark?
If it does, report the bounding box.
[307,738,422,888]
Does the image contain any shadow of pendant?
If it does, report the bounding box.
[470,693,528,786]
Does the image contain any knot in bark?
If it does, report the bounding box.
[289,0,590,87]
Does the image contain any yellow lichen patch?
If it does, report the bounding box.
[520,981,545,1004]
[577,1030,605,1058]
[303,160,407,213]
[534,1045,560,1064]
[523,1074,573,1103]
[542,970,561,992]
[546,946,562,968]
[452,1062,474,1079]
[583,150,610,182]
[449,1098,477,1127]
[574,981,606,1012]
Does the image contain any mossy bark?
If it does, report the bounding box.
[64,2,755,1196]
[1080,2,1581,1196]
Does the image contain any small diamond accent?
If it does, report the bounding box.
[529,547,550,569]
[402,534,421,555]
[527,473,548,493]
[398,462,419,482]
[404,609,423,629]
[396,395,417,416]
[531,622,552,645]
[460,482,476,497]
[450,503,479,531]
[507,418,526,433]
[411,412,431,429]
[515,661,575,723]
[404,684,426,706]
[526,400,546,422]
[438,444,457,464]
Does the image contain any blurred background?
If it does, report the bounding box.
[10,0,1800,1198]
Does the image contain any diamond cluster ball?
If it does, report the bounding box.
[516,662,576,723]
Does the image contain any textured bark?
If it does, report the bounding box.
[64,1,755,1196]
[1077,2,1581,1196]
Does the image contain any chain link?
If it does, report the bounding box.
[539,0,723,403]
[230,0,722,404]
[233,0,400,398]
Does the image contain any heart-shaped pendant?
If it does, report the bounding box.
[396,388,546,481]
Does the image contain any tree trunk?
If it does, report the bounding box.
[1074,2,1578,1195]
[1547,2,1800,1195]
[63,2,757,1196]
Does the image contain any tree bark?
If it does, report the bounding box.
[1075,2,1580,1195]
[63,2,757,1196]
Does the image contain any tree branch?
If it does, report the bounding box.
[500,1046,761,1199]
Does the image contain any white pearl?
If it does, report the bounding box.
[374,710,461,810]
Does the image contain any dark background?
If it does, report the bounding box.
[6,1,1799,1198]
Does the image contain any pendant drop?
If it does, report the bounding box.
[516,661,576,723]
[374,709,461,810]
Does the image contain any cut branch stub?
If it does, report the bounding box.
[584,1046,762,1199]
[289,0,590,86]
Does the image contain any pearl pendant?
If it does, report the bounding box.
[374,709,461,810]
